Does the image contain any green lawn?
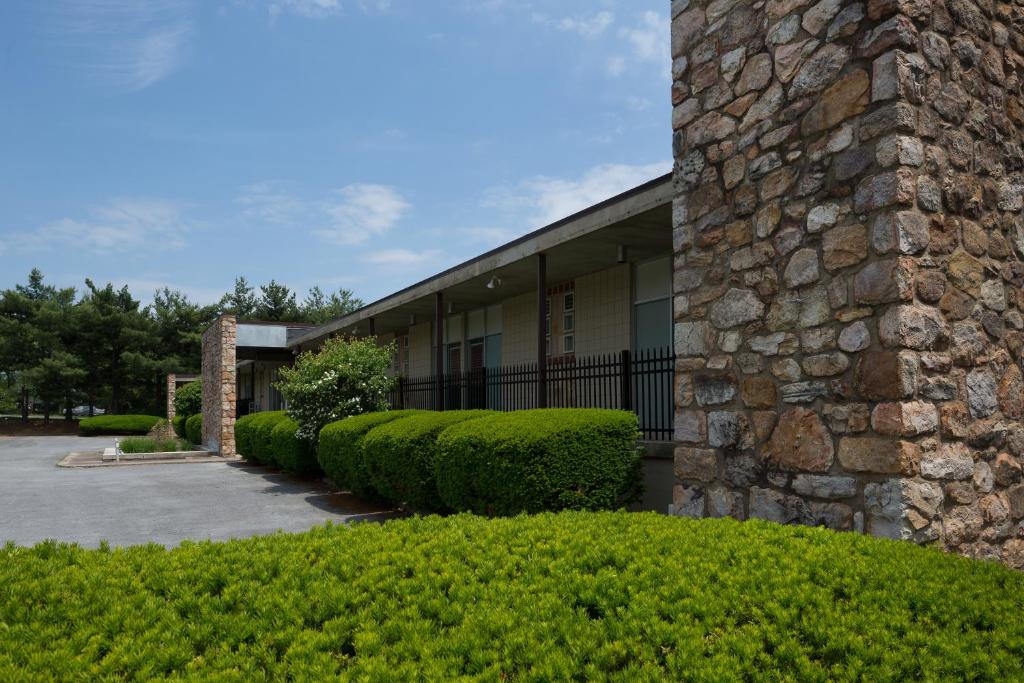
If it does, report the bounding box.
[1,512,1022,680]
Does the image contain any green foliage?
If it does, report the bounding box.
[269,417,321,475]
[171,414,187,439]
[255,279,299,321]
[185,414,203,446]
[436,409,642,515]
[317,410,424,497]
[217,276,258,318]
[234,411,289,465]
[276,336,395,444]
[172,380,202,419]
[363,411,494,511]
[118,437,189,453]
[301,286,363,324]
[2,513,1024,680]
[79,415,162,436]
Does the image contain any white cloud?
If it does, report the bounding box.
[612,11,669,78]
[238,181,410,245]
[531,11,614,38]
[237,0,391,19]
[365,248,444,267]
[13,198,190,254]
[483,161,671,227]
[57,0,194,90]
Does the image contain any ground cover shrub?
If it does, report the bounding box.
[2,513,1023,681]
[234,411,288,465]
[270,416,321,476]
[185,414,203,446]
[275,336,395,445]
[78,414,162,436]
[171,414,187,439]
[363,410,494,511]
[436,408,642,515]
[317,410,424,497]
[172,380,201,420]
[118,437,189,453]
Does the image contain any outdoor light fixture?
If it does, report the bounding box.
[447,302,454,314]
[617,245,627,264]
[486,276,502,289]
[409,314,416,326]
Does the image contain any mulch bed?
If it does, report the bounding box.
[0,417,81,436]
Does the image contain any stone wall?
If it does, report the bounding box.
[166,374,177,420]
[671,0,1024,567]
[201,315,237,456]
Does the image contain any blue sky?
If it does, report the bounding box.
[0,0,670,305]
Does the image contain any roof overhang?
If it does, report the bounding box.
[290,173,673,348]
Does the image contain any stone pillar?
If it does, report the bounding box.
[201,315,237,456]
[671,0,1024,567]
[166,374,177,421]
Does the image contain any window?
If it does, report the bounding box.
[563,334,575,354]
[563,291,575,333]
[545,296,552,356]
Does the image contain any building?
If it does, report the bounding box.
[196,175,677,510]
[195,2,1024,565]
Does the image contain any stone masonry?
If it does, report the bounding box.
[201,315,237,456]
[671,0,1024,567]
[166,374,177,421]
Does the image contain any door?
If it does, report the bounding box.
[446,343,463,409]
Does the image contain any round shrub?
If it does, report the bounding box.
[435,408,642,515]
[363,410,494,511]
[171,414,187,439]
[185,414,203,446]
[275,336,395,445]
[317,410,423,498]
[172,381,201,420]
[79,415,162,436]
[270,417,320,476]
[238,411,289,465]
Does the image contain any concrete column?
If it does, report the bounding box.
[671,0,1024,567]
[166,374,177,421]
[201,315,237,456]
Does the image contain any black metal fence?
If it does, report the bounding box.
[389,347,675,441]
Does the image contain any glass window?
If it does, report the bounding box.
[563,312,574,332]
[564,291,575,311]
[563,334,575,354]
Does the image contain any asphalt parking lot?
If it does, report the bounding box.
[0,435,393,548]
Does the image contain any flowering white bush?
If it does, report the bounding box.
[275,336,395,444]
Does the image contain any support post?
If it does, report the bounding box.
[620,349,632,412]
[368,316,375,337]
[435,292,445,411]
[536,253,547,409]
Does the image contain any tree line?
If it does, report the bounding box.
[0,270,363,422]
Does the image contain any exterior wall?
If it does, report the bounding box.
[502,291,537,364]
[166,374,177,420]
[576,264,631,357]
[408,321,433,377]
[201,315,237,456]
[671,0,1024,567]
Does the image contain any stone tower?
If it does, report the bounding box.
[671,0,1024,566]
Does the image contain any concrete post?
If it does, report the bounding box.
[671,0,1024,567]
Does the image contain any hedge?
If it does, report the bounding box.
[234,411,288,465]
[269,417,320,476]
[2,513,1024,680]
[185,414,203,446]
[78,415,162,436]
[171,414,187,439]
[363,410,494,511]
[172,380,201,420]
[317,410,424,497]
[436,409,642,515]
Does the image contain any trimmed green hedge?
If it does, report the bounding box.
[172,380,201,420]
[2,513,1024,680]
[436,409,642,515]
[363,410,494,511]
[171,414,187,439]
[317,410,424,497]
[270,417,320,476]
[234,411,288,465]
[78,415,162,436]
[185,414,203,446]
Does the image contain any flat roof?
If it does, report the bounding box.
[290,173,672,348]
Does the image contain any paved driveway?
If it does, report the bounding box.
[0,436,394,548]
